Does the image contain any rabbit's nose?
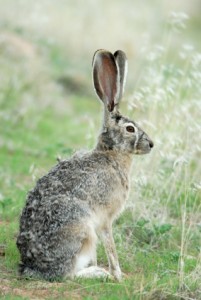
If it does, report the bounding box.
[149,140,154,148]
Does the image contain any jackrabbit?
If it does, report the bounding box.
[17,49,154,281]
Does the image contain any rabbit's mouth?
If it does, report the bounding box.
[135,148,152,155]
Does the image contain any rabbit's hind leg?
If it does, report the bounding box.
[74,222,112,280]
[74,221,97,273]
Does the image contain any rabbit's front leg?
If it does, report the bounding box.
[89,251,97,266]
[101,224,122,281]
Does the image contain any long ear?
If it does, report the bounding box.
[92,50,118,112]
[114,50,127,104]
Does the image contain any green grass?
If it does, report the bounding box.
[0,2,201,299]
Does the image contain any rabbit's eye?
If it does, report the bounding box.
[126,125,135,133]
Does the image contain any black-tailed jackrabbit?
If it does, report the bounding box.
[17,50,154,281]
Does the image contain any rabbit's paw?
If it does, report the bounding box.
[76,266,112,279]
[111,267,122,282]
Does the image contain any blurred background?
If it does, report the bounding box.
[0,0,200,90]
[0,0,201,296]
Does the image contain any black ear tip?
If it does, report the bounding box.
[114,50,127,59]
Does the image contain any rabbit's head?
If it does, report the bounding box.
[93,49,154,155]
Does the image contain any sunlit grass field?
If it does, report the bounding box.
[0,1,201,299]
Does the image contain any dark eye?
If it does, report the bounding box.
[126,125,135,133]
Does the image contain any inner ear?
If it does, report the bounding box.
[93,50,118,112]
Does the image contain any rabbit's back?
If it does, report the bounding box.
[30,150,129,207]
[18,151,129,253]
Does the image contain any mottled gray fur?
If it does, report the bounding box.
[17,50,153,281]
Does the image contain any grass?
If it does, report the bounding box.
[0,1,201,299]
